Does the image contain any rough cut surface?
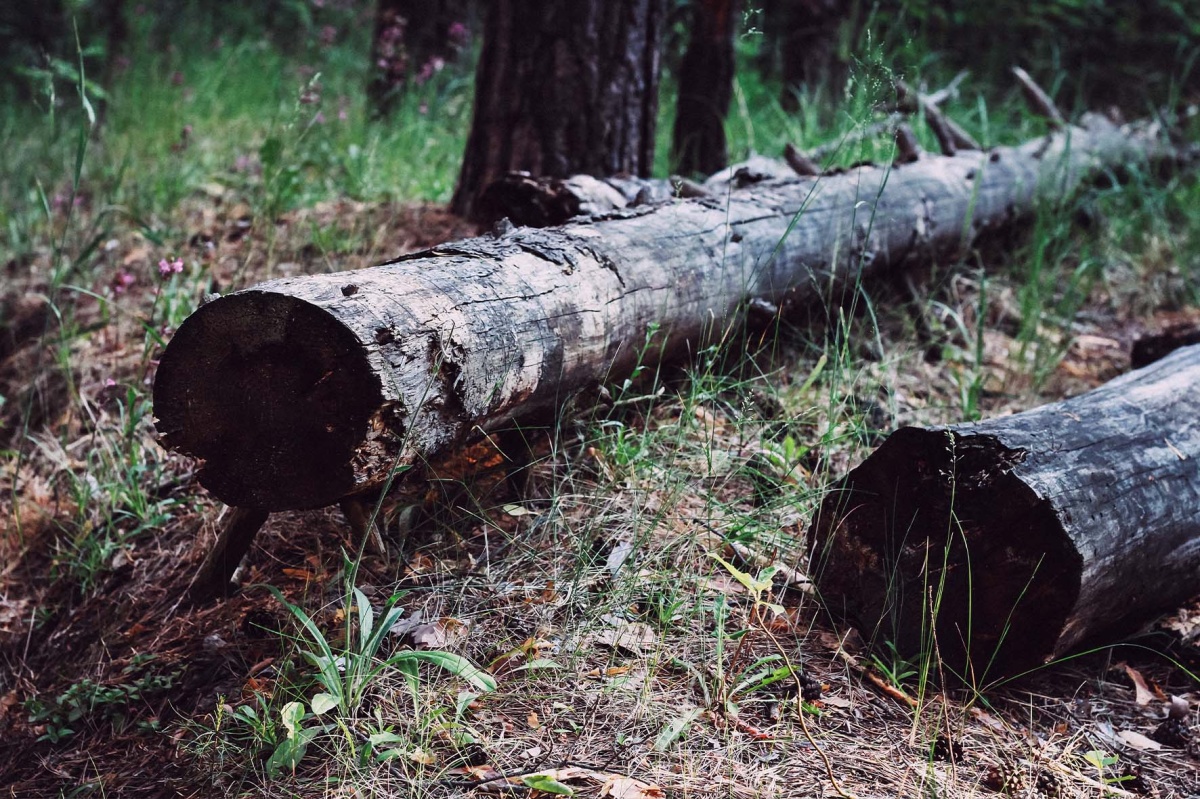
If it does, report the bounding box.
[808,343,1200,679]
[154,115,1180,511]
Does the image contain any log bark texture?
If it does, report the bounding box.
[154,115,1182,512]
[450,0,665,219]
[808,344,1200,679]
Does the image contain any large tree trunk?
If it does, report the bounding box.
[450,0,666,220]
[671,0,738,177]
[808,344,1200,680]
[153,115,1183,513]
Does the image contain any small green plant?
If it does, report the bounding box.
[870,640,920,688]
[1081,749,1135,790]
[265,582,495,717]
[257,576,495,775]
[660,555,814,749]
[25,655,179,743]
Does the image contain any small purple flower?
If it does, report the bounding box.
[105,378,117,388]
[113,270,136,294]
[319,25,337,45]
[158,257,184,277]
[415,57,443,85]
[448,21,468,45]
[313,111,326,124]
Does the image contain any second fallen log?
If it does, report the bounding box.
[807,344,1200,680]
[153,115,1184,512]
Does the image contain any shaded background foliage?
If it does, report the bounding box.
[2,0,1196,117]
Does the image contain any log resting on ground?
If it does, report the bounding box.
[808,343,1200,679]
[153,114,1185,512]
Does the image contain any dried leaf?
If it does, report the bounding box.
[606,539,635,579]
[601,775,664,799]
[527,711,540,730]
[594,618,656,655]
[1120,663,1157,706]
[1118,730,1162,751]
[408,747,436,765]
[411,621,449,649]
[584,666,631,679]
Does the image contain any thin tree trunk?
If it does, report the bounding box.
[154,115,1184,512]
[672,0,738,177]
[450,0,666,220]
[780,0,849,110]
[808,343,1200,680]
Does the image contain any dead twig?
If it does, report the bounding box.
[783,142,821,176]
[1012,66,1066,129]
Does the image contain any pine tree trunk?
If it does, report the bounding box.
[450,0,666,220]
[780,0,849,110]
[671,0,738,177]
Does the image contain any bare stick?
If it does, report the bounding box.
[893,123,922,163]
[187,506,270,603]
[895,78,980,154]
[339,497,387,556]
[923,69,970,107]
[783,142,821,176]
[1012,66,1066,129]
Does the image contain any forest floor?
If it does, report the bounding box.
[2,176,1199,798]
[1,18,1200,794]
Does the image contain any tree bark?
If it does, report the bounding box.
[671,0,738,177]
[153,115,1184,513]
[367,0,473,116]
[780,0,850,110]
[450,0,666,220]
[808,344,1200,680]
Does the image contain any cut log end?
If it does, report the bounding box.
[153,291,385,510]
[808,427,1083,679]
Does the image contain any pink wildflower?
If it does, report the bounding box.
[158,257,184,277]
[113,270,136,294]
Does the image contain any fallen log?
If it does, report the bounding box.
[807,343,1200,680]
[475,172,707,227]
[154,114,1185,514]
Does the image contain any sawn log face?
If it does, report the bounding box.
[154,116,1179,511]
[808,344,1200,678]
